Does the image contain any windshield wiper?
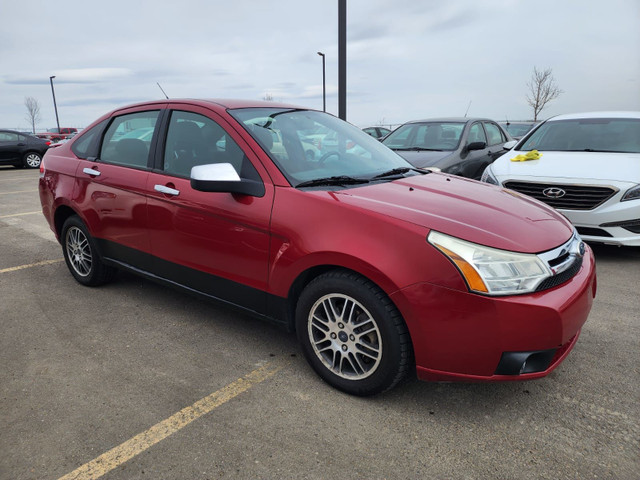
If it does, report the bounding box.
[296,176,370,188]
[371,167,412,179]
[393,146,443,152]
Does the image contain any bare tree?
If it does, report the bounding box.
[24,97,42,133]
[526,67,563,121]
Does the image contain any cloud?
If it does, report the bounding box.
[52,68,133,84]
[2,68,133,86]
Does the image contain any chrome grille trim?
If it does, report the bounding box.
[534,232,585,291]
[503,181,618,210]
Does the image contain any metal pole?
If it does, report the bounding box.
[317,52,326,112]
[338,0,346,120]
[49,76,60,132]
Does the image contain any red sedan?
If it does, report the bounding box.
[38,99,596,395]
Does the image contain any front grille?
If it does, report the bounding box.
[536,256,583,291]
[576,227,613,237]
[504,181,617,210]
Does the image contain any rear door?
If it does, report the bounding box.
[73,107,163,269]
[145,105,274,314]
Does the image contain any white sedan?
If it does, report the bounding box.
[481,111,640,247]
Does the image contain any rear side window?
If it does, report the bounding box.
[100,111,159,168]
[72,120,108,159]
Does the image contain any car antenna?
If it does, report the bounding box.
[157,82,169,99]
[464,100,472,117]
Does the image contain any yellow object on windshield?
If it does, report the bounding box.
[511,150,542,162]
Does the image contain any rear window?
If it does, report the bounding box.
[520,118,640,153]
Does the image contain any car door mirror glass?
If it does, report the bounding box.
[503,140,518,150]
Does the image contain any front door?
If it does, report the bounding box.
[145,107,274,314]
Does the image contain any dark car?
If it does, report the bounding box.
[382,118,515,179]
[363,126,391,139]
[500,121,538,140]
[0,129,50,168]
[39,99,595,396]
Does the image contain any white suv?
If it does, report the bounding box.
[482,112,640,247]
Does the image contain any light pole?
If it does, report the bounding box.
[317,52,326,112]
[338,0,346,120]
[49,76,60,132]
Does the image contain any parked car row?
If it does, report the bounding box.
[39,99,596,395]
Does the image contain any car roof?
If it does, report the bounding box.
[113,98,305,112]
[403,117,494,124]
[546,111,640,121]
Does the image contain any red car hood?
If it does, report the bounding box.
[332,173,574,253]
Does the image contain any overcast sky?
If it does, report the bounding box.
[1,0,639,131]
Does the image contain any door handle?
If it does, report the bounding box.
[82,167,101,177]
[154,184,180,196]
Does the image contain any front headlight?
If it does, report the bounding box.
[480,165,499,185]
[621,184,640,202]
[428,231,552,296]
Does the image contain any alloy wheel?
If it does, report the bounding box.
[65,226,92,277]
[308,293,382,380]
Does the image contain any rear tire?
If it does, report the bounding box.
[296,270,413,396]
[23,152,42,168]
[61,216,116,286]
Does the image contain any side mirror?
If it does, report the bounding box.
[190,163,265,197]
[503,140,518,150]
[466,141,486,152]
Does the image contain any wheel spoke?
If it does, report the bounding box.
[311,314,330,332]
[344,300,357,324]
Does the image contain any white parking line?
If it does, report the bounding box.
[0,211,41,219]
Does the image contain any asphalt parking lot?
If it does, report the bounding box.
[1,166,638,480]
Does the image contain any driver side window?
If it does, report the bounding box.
[163,111,259,180]
[467,123,487,145]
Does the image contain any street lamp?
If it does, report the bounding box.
[49,75,60,133]
[317,52,326,112]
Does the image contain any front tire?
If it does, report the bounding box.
[23,152,42,168]
[61,216,116,286]
[296,270,413,396]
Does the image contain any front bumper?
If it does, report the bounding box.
[390,245,596,382]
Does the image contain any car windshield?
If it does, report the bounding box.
[519,118,640,153]
[382,122,464,152]
[503,123,535,138]
[229,108,414,186]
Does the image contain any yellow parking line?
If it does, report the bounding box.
[57,361,284,480]
[0,211,41,219]
[0,189,38,195]
[0,259,64,274]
